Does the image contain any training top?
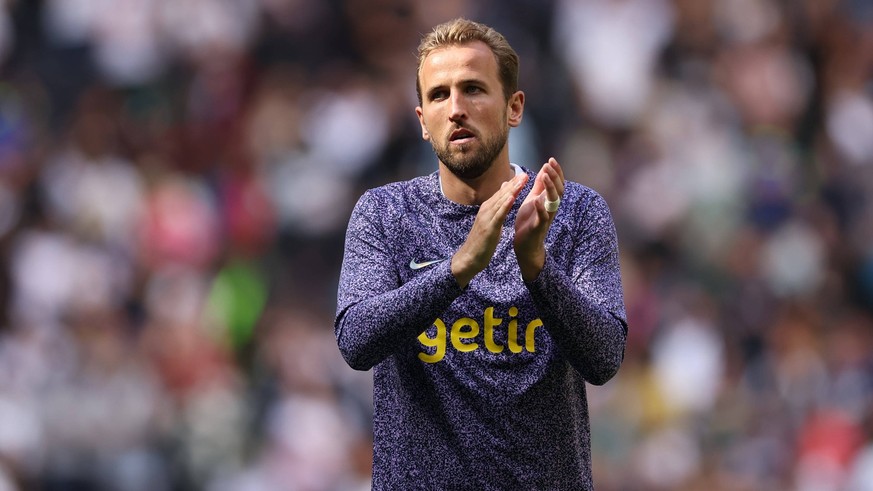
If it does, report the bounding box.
[335,166,627,491]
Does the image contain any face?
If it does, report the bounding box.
[416,41,523,180]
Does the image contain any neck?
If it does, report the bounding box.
[439,158,515,205]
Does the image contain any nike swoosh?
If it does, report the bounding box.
[409,258,448,270]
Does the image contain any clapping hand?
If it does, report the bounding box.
[514,158,565,281]
[451,173,529,288]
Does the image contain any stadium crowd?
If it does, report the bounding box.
[0,0,872,490]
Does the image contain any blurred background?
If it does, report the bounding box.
[0,0,872,490]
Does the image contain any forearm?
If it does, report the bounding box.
[336,260,463,370]
[525,254,627,385]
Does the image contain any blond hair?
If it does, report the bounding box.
[416,18,519,105]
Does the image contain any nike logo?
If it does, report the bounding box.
[409,258,448,270]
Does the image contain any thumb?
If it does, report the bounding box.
[523,169,547,204]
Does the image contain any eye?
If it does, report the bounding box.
[465,85,483,95]
[429,89,448,102]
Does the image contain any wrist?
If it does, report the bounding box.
[517,248,545,282]
[451,252,478,289]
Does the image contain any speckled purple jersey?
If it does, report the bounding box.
[335,167,627,490]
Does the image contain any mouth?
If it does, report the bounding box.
[449,128,476,145]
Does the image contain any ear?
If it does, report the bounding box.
[507,91,525,127]
[415,106,430,141]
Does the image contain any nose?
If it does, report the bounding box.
[449,91,467,122]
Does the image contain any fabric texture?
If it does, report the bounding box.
[335,167,627,490]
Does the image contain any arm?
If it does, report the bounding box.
[514,160,627,384]
[525,193,627,384]
[335,191,463,371]
[336,175,529,370]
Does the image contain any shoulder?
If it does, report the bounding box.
[560,180,612,215]
[547,180,617,241]
[363,174,434,201]
[351,174,437,222]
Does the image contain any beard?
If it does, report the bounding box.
[431,124,509,180]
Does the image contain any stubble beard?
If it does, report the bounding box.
[432,125,509,180]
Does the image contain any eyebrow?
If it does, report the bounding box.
[425,77,489,93]
[457,77,487,86]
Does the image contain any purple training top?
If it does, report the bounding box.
[335,166,627,490]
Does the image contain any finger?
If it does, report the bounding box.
[548,158,565,192]
[541,172,560,202]
[482,174,526,224]
[548,158,564,179]
[534,192,550,222]
[543,161,564,196]
[483,176,518,210]
[509,174,528,199]
[528,164,548,197]
[492,174,525,207]
[499,175,527,213]
[503,174,527,197]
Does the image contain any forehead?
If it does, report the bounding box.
[419,41,500,88]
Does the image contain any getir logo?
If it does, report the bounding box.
[417,306,543,363]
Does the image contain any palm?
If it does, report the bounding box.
[514,189,546,251]
[512,158,564,281]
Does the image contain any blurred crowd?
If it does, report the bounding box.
[0,0,872,490]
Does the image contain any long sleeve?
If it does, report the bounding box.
[335,190,464,371]
[336,173,626,490]
[525,192,627,385]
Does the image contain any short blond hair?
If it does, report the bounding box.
[415,18,519,105]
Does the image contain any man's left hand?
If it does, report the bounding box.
[514,157,565,282]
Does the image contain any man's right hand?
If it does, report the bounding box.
[451,174,528,288]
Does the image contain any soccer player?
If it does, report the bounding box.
[335,18,628,490]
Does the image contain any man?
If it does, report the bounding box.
[335,18,627,490]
